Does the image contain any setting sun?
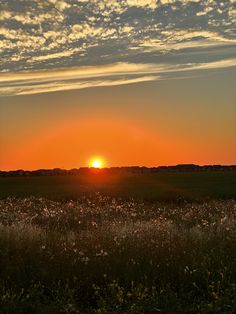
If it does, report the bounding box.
[89,158,104,168]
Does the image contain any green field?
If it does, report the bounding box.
[0,171,236,201]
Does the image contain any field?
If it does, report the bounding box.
[1,171,236,201]
[0,172,236,313]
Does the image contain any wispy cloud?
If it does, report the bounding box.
[1,58,236,96]
[3,75,159,96]
[139,30,236,52]
[0,63,157,83]
[0,62,160,95]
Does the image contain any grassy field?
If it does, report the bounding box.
[0,196,236,313]
[0,171,236,201]
[0,171,236,313]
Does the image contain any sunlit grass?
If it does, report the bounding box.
[0,196,236,313]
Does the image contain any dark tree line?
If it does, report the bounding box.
[0,164,236,177]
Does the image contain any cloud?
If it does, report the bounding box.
[0,10,12,20]
[139,30,236,52]
[2,75,159,96]
[1,0,236,88]
[0,63,157,83]
[161,0,200,3]
[185,58,236,71]
[1,58,236,96]
[0,62,160,95]
[28,48,83,62]
[47,0,71,11]
[126,0,157,10]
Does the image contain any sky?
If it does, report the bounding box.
[0,0,236,170]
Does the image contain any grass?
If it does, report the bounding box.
[0,171,236,201]
[0,195,236,313]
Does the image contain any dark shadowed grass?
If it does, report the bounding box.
[0,196,236,313]
[0,171,236,201]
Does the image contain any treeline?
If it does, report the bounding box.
[0,164,236,177]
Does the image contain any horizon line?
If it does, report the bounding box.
[1,164,236,173]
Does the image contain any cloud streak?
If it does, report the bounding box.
[2,76,159,96]
[1,58,236,96]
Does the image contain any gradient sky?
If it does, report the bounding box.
[0,0,236,170]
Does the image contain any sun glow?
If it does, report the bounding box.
[89,158,104,168]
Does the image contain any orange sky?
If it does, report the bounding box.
[1,70,236,170]
[1,0,236,170]
[1,92,235,171]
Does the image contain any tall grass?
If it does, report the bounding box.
[0,195,236,313]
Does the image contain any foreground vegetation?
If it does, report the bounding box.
[0,195,236,313]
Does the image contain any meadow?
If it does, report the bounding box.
[0,172,236,313]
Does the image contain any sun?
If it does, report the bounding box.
[92,160,102,168]
[89,158,104,168]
